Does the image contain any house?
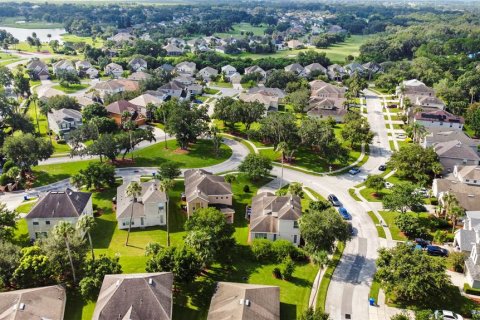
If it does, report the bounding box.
[310,80,346,99]
[37,87,64,102]
[158,63,175,74]
[249,192,302,245]
[116,180,167,229]
[128,57,148,72]
[454,212,480,253]
[344,62,365,76]
[221,65,237,79]
[207,282,280,320]
[230,72,242,84]
[413,109,464,130]
[239,92,279,111]
[108,32,135,43]
[304,63,327,76]
[396,79,444,109]
[75,60,92,71]
[465,244,480,289]
[52,60,76,75]
[164,43,184,56]
[92,273,173,320]
[0,285,66,320]
[84,67,99,79]
[172,75,196,86]
[215,46,227,54]
[307,80,347,121]
[26,58,49,80]
[248,87,286,101]
[105,100,146,126]
[104,63,124,78]
[116,79,140,92]
[284,63,305,76]
[327,64,347,81]
[158,80,190,100]
[128,71,151,82]
[47,108,83,139]
[287,39,303,49]
[327,25,346,34]
[175,61,196,76]
[362,62,383,78]
[25,189,93,240]
[198,67,218,81]
[244,65,267,79]
[434,140,480,174]
[422,127,479,150]
[184,169,234,223]
[432,178,480,221]
[453,165,480,186]
[94,80,125,99]
[129,93,163,108]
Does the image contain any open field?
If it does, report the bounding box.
[61,34,105,48]
[0,17,64,29]
[52,83,89,93]
[215,23,267,37]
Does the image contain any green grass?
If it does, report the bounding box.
[204,87,220,95]
[0,17,64,29]
[215,22,267,37]
[367,211,386,239]
[316,242,345,311]
[0,52,19,60]
[32,159,95,187]
[13,41,53,53]
[378,211,407,241]
[52,83,89,94]
[61,34,104,48]
[348,188,361,201]
[303,187,327,202]
[369,274,381,303]
[0,58,23,67]
[210,81,233,88]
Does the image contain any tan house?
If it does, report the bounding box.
[184,169,234,223]
[306,80,347,122]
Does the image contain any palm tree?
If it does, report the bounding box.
[470,87,477,104]
[442,192,459,221]
[76,215,96,262]
[52,221,77,283]
[432,162,443,179]
[449,205,465,233]
[30,93,40,134]
[275,142,288,189]
[125,181,142,246]
[158,178,175,247]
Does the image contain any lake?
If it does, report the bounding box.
[0,26,66,42]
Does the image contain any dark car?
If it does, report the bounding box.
[328,194,341,207]
[378,164,387,171]
[427,245,448,257]
[339,207,351,220]
[415,238,431,248]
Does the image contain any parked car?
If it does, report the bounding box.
[328,194,341,207]
[415,238,431,248]
[427,245,449,257]
[414,187,429,198]
[338,207,351,220]
[378,164,387,171]
[385,182,394,189]
[434,310,464,320]
[396,133,406,139]
[386,104,397,108]
[348,167,360,175]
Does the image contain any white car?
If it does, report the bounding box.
[385,182,394,189]
[434,310,464,320]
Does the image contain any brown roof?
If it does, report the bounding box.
[457,166,480,181]
[105,100,141,115]
[250,192,302,233]
[184,169,232,203]
[207,282,280,320]
[26,188,91,219]
[93,273,173,320]
[0,285,66,320]
[116,79,140,92]
[414,109,464,124]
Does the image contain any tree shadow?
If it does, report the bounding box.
[280,302,297,320]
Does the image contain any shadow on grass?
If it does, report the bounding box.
[280,302,297,320]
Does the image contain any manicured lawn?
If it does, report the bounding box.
[61,34,104,48]
[215,22,267,37]
[304,187,327,202]
[378,211,408,241]
[32,159,95,187]
[125,139,232,168]
[14,41,53,53]
[210,81,233,88]
[0,58,23,67]
[0,17,64,29]
[348,188,361,201]
[369,274,381,303]
[316,242,345,311]
[52,83,89,94]
[367,211,386,238]
[0,52,19,60]
[204,87,220,95]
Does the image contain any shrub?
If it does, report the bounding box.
[309,200,332,212]
[2,160,15,172]
[395,214,426,238]
[290,247,309,262]
[433,230,448,244]
[448,252,466,272]
[280,256,295,280]
[430,198,438,206]
[414,310,434,320]
[251,239,273,260]
[145,242,162,256]
[464,283,480,296]
[79,276,102,300]
[390,314,410,320]
[272,267,282,279]
[243,184,250,193]
[0,174,12,186]
[272,240,295,261]
[429,217,450,229]
[275,188,288,196]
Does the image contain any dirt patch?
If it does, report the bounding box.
[173,148,189,155]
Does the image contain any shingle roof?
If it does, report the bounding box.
[0,285,66,320]
[455,229,476,252]
[184,169,232,203]
[26,189,91,219]
[435,179,480,211]
[434,140,480,161]
[414,109,464,124]
[250,192,301,233]
[49,108,82,123]
[458,166,480,181]
[424,128,479,148]
[129,94,163,107]
[94,80,124,91]
[93,273,173,320]
[106,100,140,115]
[207,282,280,320]
[116,180,167,219]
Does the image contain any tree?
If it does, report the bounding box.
[345,72,367,98]
[341,114,374,148]
[51,221,78,283]
[2,133,53,172]
[286,88,310,113]
[157,161,181,180]
[0,241,21,289]
[42,95,80,112]
[184,207,235,265]
[165,102,209,149]
[70,162,115,190]
[405,122,426,143]
[158,178,175,247]
[13,73,30,97]
[365,175,385,195]
[298,117,344,160]
[265,69,299,89]
[388,144,440,183]
[467,107,480,138]
[239,154,273,181]
[213,97,238,129]
[376,243,450,305]
[299,207,351,254]
[82,103,108,121]
[13,246,53,288]
[299,307,331,320]
[57,70,81,87]
[76,215,96,262]
[125,181,142,246]
[238,101,264,131]
[382,182,424,214]
[288,182,304,197]
[280,256,295,280]
[394,214,426,238]
[0,203,17,243]
[79,255,122,299]
[258,112,299,148]
[0,66,12,87]
[86,133,121,162]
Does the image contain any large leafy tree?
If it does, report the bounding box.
[13,246,54,288]
[341,112,373,148]
[286,88,310,113]
[165,101,209,149]
[0,241,22,289]
[0,66,12,87]
[258,112,299,148]
[299,307,331,320]
[365,174,386,195]
[382,182,424,214]
[213,97,238,129]
[265,69,299,89]
[376,243,450,305]
[184,207,235,265]
[299,207,351,254]
[238,101,265,131]
[86,133,121,162]
[13,73,30,98]
[388,144,440,183]
[157,161,181,180]
[82,103,108,121]
[2,133,53,172]
[238,154,273,181]
[298,117,344,161]
[79,255,122,300]
[71,162,116,190]
[0,203,17,243]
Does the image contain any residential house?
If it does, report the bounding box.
[106,100,146,126]
[104,63,124,78]
[454,165,480,186]
[306,80,347,121]
[175,61,196,76]
[25,189,93,240]
[163,43,184,57]
[249,192,302,246]
[92,273,173,320]
[94,80,125,99]
[184,169,234,223]
[158,80,190,100]
[198,67,218,81]
[75,60,92,72]
[207,282,280,320]
[344,62,365,76]
[26,58,49,80]
[84,67,99,79]
[37,87,64,102]
[434,140,480,173]
[454,212,480,253]
[108,32,135,43]
[284,63,306,76]
[240,87,285,112]
[327,64,347,81]
[287,39,303,49]
[221,65,237,79]
[0,285,66,320]
[52,60,76,76]
[304,63,327,76]
[116,180,167,229]
[422,127,479,150]
[128,71,151,82]
[396,79,445,109]
[128,57,148,72]
[172,75,196,86]
[248,87,286,101]
[116,79,140,92]
[413,109,464,130]
[230,72,242,85]
[158,63,175,74]
[129,93,163,108]
[465,244,480,289]
[47,108,83,139]
[327,25,346,34]
[362,62,383,79]
[244,65,267,79]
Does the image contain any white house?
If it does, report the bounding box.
[128,57,148,72]
[413,109,464,130]
[221,65,237,79]
[104,63,124,78]
[465,244,480,289]
[198,67,218,81]
[454,165,480,186]
[84,67,99,79]
[249,192,302,246]
[25,189,93,240]
[47,108,83,139]
[244,65,266,79]
[116,180,167,230]
[52,60,76,76]
[175,61,196,76]
[284,63,306,76]
[304,63,327,76]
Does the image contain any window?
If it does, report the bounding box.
[46,221,50,225]
[293,235,297,244]
[33,221,39,226]
[293,221,299,229]
[273,234,277,241]
[255,233,267,239]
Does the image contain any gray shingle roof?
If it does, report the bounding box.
[184,169,232,203]
[116,180,167,219]
[26,189,91,219]
[250,192,301,233]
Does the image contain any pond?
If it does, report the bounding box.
[0,26,66,42]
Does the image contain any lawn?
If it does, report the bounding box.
[203,87,220,95]
[61,34,104,48]
[52,83,89,94]
[0,58,23,67]
[210,81,233,88]
[215,22,267,37]
[32,159,94,187]
[0,17,63,29]
[367,211,386,239]
[13,41,53,53]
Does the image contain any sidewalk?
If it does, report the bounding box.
[369,290,414,320]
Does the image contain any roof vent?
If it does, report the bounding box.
[18,303,25,310]
[148,278,153,285]
[245,300,251,306]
